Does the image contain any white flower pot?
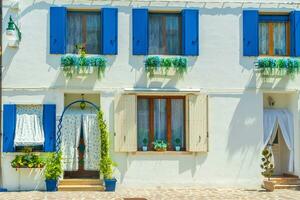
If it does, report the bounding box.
[175,146,181,151]
[142,146,148,151]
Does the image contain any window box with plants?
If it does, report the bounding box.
[255,57,300,78]
[11,147,45,169]
[61,45,107,79]
[145,56,188,78]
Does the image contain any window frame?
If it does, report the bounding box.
[148,11,182,55]
[137,95,186,151]
[66,10,101,54]
[258,13,290,57]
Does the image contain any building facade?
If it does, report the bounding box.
[2,0,300,191]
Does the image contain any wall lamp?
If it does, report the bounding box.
[6,16,21,47]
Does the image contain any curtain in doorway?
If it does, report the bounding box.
[61,114,82,171]
[263,109,294,172]
[82,114,100,170]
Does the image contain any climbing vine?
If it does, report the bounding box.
[98,110,116,179]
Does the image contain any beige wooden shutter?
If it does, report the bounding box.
[186,94,208,152]
[114,94,137,152]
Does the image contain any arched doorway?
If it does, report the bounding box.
[56,99,100,178]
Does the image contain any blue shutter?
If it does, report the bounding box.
[132,9,148,55]
[50,7,67,54]
[182,9,199,56]
[290,11,300,57]
[102,8,118,55]
[243,10,259,56]
[43,104,56,152]
[3,104,16,152]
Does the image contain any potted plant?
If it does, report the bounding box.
[98,110,117,191]
[153,140,167,151]
[142,138,148,151]
[174,138,181,151]
[260,148,275,192]
[44,152,63,192]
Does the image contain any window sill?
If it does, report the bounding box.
[132,151,193,155]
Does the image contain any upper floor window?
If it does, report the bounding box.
[259,15,290,56]
[149,13,181,55]
[67,11,101,54]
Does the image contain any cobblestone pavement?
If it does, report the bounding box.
[0,187,300,200]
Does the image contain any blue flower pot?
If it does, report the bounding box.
[104,178,117,192]
[45,179,58,192]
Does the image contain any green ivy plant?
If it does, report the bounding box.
[260,148,274,181]
[61,45,107,79]
[98,110,116,179]
[11,147,45,169]
[45,151,63,181]
[152,140,167,151]
[145,56,188,78]
[257,57,300,78]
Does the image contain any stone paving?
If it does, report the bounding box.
[0,187,300,200]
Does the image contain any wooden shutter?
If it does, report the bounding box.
[132,9,148,55]
[186,94,208,152]
[290,11,300,57]
[43,104,56,152]
[243,10,259,56]
[3,104,16,152]
[50,7,67,54]
[114,95,137,152]
[102,8,118,55]
[182,9,199,56]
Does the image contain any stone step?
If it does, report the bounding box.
[60,179,102,185]
[274,184,300,190]
[58,184,104,191]
[269,177,300,184]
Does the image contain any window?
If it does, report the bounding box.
[137,96,185,151]
[149,13,181,55]
[259,15,290,56]
[67,11,101,54]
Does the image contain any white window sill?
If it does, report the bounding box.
[131,151,193,155]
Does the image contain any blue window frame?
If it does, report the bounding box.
[258,14,290,56]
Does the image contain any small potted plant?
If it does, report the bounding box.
[174,138,181,151]
[142,138,148,151]
[261,148,275,192]
[44,152,63,192]
[153,140,167,151]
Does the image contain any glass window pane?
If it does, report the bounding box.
[154,99,167,141]
[149,14,180,55]
[137,99,149,149]
[171,99,184,148]
[67,13,83,54]
[274,22,286,56]
[67,12,100,54]
[259,23,269,55]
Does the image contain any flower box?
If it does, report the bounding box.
[145,56,187,78]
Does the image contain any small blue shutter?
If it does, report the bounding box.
[43,104,56,152]
[50,7,67,54]
[3,104,16,152]
[102,8,118,55]
[243,10,259,56]
[132,9,148,55]
[182,9,199,56]
[290,11,300,57]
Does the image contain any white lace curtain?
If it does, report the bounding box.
[61,108,100,171]
[263,109,294,172]
[14,105,44,147]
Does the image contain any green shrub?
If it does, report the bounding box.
[11,147,45,168]
[45,152,63,180]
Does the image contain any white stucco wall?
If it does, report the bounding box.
[2,0,300,190]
